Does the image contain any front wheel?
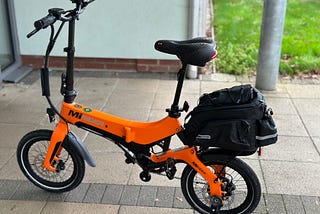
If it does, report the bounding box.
[17,129,85,192]
[181,155,261,214]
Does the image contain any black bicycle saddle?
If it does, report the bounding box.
[154,37,216,67]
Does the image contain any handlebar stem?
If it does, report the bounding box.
[64,18,77,103]
[28,1,95,103]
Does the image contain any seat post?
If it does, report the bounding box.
[168,63,187,118]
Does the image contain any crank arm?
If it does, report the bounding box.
[150,146,225,197]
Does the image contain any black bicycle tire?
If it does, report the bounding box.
[17,129,85,192]
[181,155,261,214]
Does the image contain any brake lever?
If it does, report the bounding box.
[86,0,95,4]
[27,28,40,38]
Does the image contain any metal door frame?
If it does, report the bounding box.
[1,0,23,82]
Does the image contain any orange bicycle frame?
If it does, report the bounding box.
[43,99,224,197]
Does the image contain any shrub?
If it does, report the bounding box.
[214,0,320,75]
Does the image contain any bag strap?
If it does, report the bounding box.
[184,110,193,125]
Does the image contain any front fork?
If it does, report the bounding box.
[43,120,69,171]
[150,146,225,197]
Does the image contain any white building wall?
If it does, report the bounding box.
[14,0,190,59]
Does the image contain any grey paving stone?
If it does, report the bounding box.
[83,152,133,184]
[0,101,46,125]
[312,136,320,154]
[0,154,26,180]
[301,196,320,214]
[10,181,50,201]
[285,84,320,99]
[265,194,286,214]
[0,124,36,149]
[283,194,305,214]
[83,183,107,203]
[64,183,90,203]
[260,136,320,162]
[252,194,267,214]
[106,91,154,111]
[273,114,308,136]
[0,179,21,200]
[261,160,320,196]
[293,98,320,116]
[101,184,124,205]
[265,97,297,115]
[118,205,194,214]
[20,70,40,85]
[0,200,46,214]
[0,149,15,171]
[43,201,120,213]
[119,185,140,206]
[209,73,236,82]
[47,192,69,202]
[137,185,157,207]
[173,187,191,209]
[300,114,320,137]
[155,186,175,208]
[0,178,319,214]
[115,78,160,93]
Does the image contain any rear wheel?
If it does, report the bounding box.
[17,129,85,192]
[181,155,261,214]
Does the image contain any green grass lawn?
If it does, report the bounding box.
[213,0,320,75]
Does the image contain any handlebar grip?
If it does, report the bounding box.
[34,15,56,30]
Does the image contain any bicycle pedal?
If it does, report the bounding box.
[165,158,177,180]
[165,166,177,180]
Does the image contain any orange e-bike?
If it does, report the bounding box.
[17,1,263,213]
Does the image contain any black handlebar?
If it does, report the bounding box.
[27,0,95,38]
[71,0,95,6]
[27,14,57,38]
[34,15,57,30]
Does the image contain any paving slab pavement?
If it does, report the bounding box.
[0,70,320,213]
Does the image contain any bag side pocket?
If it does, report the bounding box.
[196,120,256,151]
[256,115,278,146]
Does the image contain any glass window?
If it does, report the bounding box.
[0,0,14,71]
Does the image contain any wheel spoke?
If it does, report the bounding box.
[181,157,261,213]
[27,140,76,183]
[17,130,85,192]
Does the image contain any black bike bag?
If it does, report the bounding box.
[182,84,277,152]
